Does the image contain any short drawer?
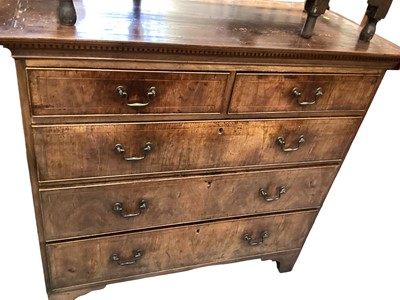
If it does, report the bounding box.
[41,165,338,241]
[33,118,360,182]
[47,210,317,289]
[27,68,228,115]
[229,73,380,114]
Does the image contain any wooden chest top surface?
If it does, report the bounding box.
[0,0,399,64]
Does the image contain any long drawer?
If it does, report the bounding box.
[27,68,228,115]
[229,73,379,114]
[41,165,338,241]
[47,210,317,289]
[33,118,360,182]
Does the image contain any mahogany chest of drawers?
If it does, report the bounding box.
[1,1,399,299]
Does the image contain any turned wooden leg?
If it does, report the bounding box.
[261,250,301,273]
[48,285,106,300]
[301,0,330,39]
[133,0,142,18]
[359,0,393,41]
[59,0,77,26]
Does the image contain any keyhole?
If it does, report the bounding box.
[196,229,200,234]
[218,128,223,135]
[207,181,212,188]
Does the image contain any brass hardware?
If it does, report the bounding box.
[113,200,147,218]
[111,250,143,266]
[243,231,269,246]
[116,85,128,98]
[292,87,302,98]
[115,85,157,107]
[259,186,286,202]
[315,87,324,98]
[147,86,157,100]
[292,87,323,106]
[115,142,152,161]
[276,135,305,152]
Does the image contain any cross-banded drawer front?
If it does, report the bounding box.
[33,118,360,182]
[47,210,317,290]
[41,165,338,241]
[229,73,380,114]
[27,68,228,116]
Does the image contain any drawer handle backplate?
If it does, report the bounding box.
[115,85,157,107]
[276,135,305,152]
[243,231,269,246]
[292,87,323,106]
[111,249,143,266]
[113,200,147,218]
[115,142,152,161]
[259,186,286,202]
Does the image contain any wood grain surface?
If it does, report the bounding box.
[41,165,338,241]
[33,118,360,182]
[0,0,399,65]
[47,210,317,289]
[229,73,380,114]
[28,68,228,115]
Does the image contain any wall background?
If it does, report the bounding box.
[0,1,399,299]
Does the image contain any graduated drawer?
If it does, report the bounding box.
[47,210,317,289]
[27,68,228,115]
[33,118,360,182]
[41,165,338,241]
[229,73,379,114]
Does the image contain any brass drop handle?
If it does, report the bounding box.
[259,186,286,202]
[115,142,152,161]
[111,250,143,266]
[115,85,157,107]
[276,135,305,152]
[243,231,269,246]
[113,200,147,218]
[292,87,323,106]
